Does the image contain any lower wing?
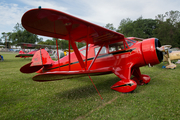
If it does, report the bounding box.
[15,54,34,57]
[33,67,112,82]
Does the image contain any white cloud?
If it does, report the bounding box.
[77,0,180,27]
[1,0,180,41]
[19,0,68,12]
[0,2,29,37]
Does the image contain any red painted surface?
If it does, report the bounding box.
[20,8,163,93]
[15,50,38,58]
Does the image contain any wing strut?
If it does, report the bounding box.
[68,36,71,71]
[85,26,90,70]
[54,22,60,70]
[71,40,86,70]
[88,44,104,71]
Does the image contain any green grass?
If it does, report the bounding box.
[0,52,180,120]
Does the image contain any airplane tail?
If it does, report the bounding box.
[19,50,25,54]
[20,49,54,73]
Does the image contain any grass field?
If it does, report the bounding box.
[0,52,180,120]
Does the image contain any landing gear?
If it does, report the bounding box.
[111,67,150,93]
[165,63,176,69]
[111,79,137,93]
[132,74,151,85]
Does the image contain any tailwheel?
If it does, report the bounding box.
[111,79,137,93]
[132,74,151,85]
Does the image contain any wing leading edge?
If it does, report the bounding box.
[22,8,124,45]
[33,67,112,82]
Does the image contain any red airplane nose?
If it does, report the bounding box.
[142,38,163,66]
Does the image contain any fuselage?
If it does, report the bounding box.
[163,51,180,61]
[41,38,163,73]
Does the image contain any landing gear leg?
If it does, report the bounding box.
[132,67,151,85]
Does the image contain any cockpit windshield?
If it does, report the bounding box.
[109,41,125,52]
[125,39,137,47]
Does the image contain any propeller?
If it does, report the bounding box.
[157,45,176,69]
[156,45,172,52]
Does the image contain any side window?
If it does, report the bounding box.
[94,46,107,55]
[80,49,86,56]
[109,41,125,52]
[79,44,90,56]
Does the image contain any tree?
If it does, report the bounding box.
[1,32,10,48]
[104,23,116,31]
[37,38,86,50]
[153,10,180,47]
[8,23,43,44]
[117,18,133,37]
[117,17,157,38]
[132,17,157,38]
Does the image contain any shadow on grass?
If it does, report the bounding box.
[55,75,120,100]
[55,65,166,100]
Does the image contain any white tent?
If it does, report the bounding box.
[51,50,65,59]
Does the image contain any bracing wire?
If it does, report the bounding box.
[88,74,103,100]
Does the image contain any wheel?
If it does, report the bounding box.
[123,90,134,94]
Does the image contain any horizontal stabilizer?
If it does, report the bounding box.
[20,62,43,73]
[33,67,112,82]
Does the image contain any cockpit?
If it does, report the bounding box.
[78,38,138,57]
[108,39,137,53]
[125,39,137,47]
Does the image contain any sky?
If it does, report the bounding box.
[1,0,180,42]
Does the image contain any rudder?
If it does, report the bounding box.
[20,49,54,73]
[19,50,25,54]
[31,49,53,66]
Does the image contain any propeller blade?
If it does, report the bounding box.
[156,47,164,52]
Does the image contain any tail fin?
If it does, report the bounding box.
[19,50,25,54]
[20,49,54,73]
[31,49,53,66]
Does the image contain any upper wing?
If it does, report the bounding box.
[17,43,56,49]
[22,8,124,45]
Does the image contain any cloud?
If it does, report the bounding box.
[1,0,180,41]
[0,2,29,36]
[75,0,180,27]
[19,0,68,12]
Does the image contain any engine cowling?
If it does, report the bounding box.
[142,38,163,66]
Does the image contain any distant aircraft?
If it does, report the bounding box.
[158,45,180,69]
[20,8,163,93]
[15,50,37,58]
[15,43,56,58]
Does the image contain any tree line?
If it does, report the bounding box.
[1,10,180,48]
[105,10,180,47]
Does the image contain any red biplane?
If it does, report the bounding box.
[20,8,163,93]
[15,50,37,58]
[15,43,55,58]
